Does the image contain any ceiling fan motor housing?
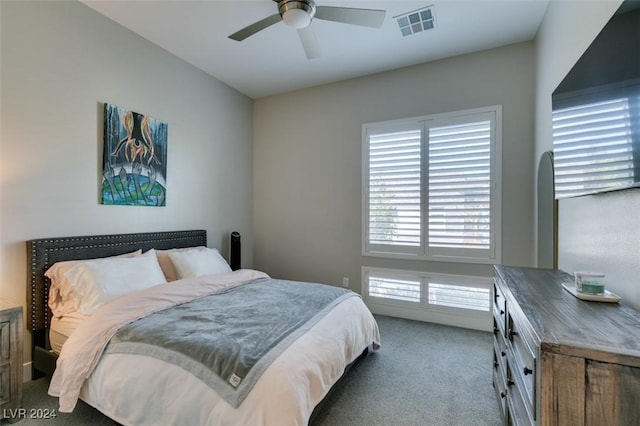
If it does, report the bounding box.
[277,0,316,28]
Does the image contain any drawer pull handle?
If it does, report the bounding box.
[509,330,518,339]
[501,351,506,357]
[500,309,504,315]
[500,391,507,399]
[507,379,515,387]
[494,361,499,368]
[523,367,533,376]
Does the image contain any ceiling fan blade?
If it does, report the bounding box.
[228,13,282,41]
[315,6,386,28]
[297,26,322,59]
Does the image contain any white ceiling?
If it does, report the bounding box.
[81,0,549,99]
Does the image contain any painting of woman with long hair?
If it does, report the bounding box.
[101,103,168,206]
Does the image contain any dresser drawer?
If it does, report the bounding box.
[494,331,507,377]
[0,321,10,363]
[507,312,536,420]
[493,354,507,418]
[0,364,10,406]
[0,318,14,409]
[506,362,534,426]
[0,302,23,418]
[493,280,507,335]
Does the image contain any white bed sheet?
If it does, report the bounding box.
[50,271,380,426]
[50,312,87,354]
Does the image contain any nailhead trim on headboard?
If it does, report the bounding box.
[27,230,207,333]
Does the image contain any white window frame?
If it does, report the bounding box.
[362,105,502,264]
[362,266,493,331]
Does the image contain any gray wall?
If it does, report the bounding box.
[253,42,536,289]
[534,0,640,311]
[0,1,254,361]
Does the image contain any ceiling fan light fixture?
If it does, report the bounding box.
[283,9,311,28]
[279,0,316,29]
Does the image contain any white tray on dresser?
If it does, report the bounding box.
[561,282,621,303]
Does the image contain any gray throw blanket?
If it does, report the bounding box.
[104,278,356,407]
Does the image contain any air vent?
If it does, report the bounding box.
[394,6,436,37]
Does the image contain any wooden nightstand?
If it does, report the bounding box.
[0,300,23,422]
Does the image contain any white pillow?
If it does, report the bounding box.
[155,246,207,282]
[168,247,231,279]
[45,249,141,317]
[63,249,167,315]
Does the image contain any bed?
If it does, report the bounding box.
[27,230,380,425]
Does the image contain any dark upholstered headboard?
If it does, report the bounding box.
[26,229,206,377]
[27,229,206,333]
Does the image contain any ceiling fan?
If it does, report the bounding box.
[228,0,386,59]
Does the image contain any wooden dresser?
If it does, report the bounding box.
[0,300,23,421]
[493,265,640,425]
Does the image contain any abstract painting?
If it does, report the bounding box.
[101,103,168,206]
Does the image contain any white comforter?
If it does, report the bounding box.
[49,270,380,426]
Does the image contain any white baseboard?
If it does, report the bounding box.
[366,301,491,332]
[23,362,32,382]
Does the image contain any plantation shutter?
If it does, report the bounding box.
[362,267,493,318]
[367,272,421,303]
[363,106,501,263]
[365,123,423,255]
[427,116,493,258]
[552,97,634,198]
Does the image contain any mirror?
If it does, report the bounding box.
[537,151,557,268]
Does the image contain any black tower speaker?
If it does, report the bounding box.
[230,231,241,271]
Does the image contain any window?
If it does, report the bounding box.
[362,267,492,330]
[362,106,502,263]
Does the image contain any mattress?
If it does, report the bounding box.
[50,312,87,354]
